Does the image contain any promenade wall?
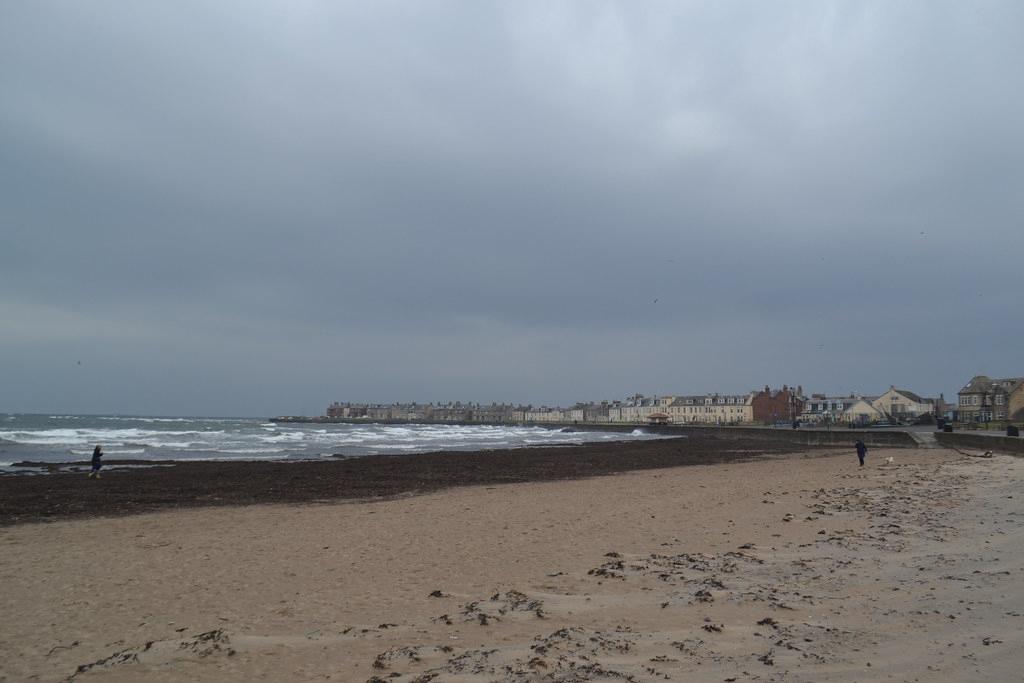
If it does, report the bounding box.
[557,424,918,449]
[935,432,1024,455]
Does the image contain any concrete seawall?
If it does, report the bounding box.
[936,432,1024,455]
[557,424,919,449]
[623,424,1024,454]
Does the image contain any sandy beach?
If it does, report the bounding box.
[1,442,1021,682]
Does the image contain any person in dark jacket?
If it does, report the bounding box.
[855,440,867,467]
[88,444,103,479]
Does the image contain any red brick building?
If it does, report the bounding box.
[751,385,805,424]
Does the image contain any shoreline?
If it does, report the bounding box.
[0,435,817,526]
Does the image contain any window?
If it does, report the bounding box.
[995,395,1005,405]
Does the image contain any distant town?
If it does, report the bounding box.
[300,375,1023,428]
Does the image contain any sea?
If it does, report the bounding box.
[0,414,663,470]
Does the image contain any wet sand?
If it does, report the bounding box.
[0,435,801,525]
[1,443,1021,682]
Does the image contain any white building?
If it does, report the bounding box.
[801,395,871,424]
[871,387,935,422]
[666,394,753,424]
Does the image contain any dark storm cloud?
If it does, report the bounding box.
[2,1,1022,415]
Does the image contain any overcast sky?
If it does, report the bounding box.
[2,2,1022,417]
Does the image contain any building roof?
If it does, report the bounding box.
[806,396,861,402]
[844,399,881,411]
[669,394,751,406]
[892,388,926,403]
[959,375,1024,394]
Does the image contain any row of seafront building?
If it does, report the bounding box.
[323,375,1024,427]
[324,387,799,425]
[323,388,893,426]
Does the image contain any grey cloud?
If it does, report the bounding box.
[2,1,1022,415]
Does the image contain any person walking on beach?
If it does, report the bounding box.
[88,444,103,479]
[855,440,867,467]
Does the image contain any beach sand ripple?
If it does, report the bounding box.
[1,445,1022,681]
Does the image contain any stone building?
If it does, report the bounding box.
[666,394,753,424]
[870,387,935,422]
[841,399,886,424]
[608,395,660,423]
[799,395,867,424]
[958,376,1024,423]
[1009,385,1024,422]
[750,385,805,424]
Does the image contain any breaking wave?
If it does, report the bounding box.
[0,415,669,464]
